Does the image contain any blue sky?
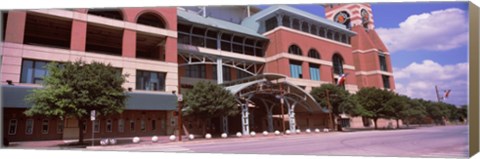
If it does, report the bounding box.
[259,2,469,106]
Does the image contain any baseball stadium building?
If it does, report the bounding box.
[1,4,396,142]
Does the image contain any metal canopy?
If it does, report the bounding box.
[1,85,177,111]
[224,73,328,113]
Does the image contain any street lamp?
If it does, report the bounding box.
[173,90,183,141]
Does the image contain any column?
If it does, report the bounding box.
[216,58,223,84]
[70,20,87,51]
[5,11,27,44]
[122,29,136,58]
[165,36,178,63]
[262,100,274,132]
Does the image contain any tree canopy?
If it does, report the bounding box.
[355,87,395,129]
[25,60,127,143]
[182,81,239,133]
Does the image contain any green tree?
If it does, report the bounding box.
[402,98,426,127]
[385,94,408,129]
[183,81,239,134]
[310,84,358,129]
[25,60,127,144]
[355,87,395,129]
[458,105,467,123]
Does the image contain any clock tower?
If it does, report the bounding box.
[325,4,395,91]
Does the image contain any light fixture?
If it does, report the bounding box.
[6,80,13,85]
[128,87,132,91]
[172,90,176,94]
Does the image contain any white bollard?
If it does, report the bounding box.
[152,136,159,143]
[188,134,195,140]
[285,130,291,135]
[262,131,269,136]
[132,137,141,143]
[100,138,108,146]
[315,128,320,133]
[108,138,117,145]
[236,132,242,137]
[306,129,311,133]
[323,128,329,132]
[169,135,176,141]
[221,133,228,138]
[296,129,301,134]
[274,130,280,136]
[205,133,212,139]
[250,131,256,137]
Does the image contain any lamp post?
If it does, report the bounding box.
[173,89,183,141]
[325,90,334,131]
[279,84,286,134]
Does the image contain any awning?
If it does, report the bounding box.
[1,85,177,111]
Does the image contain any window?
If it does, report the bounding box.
[288,45,302,56]
[118,119,125,133]
[237,70,251,79]
[24,13,72,49]
[94,120,100,133]
[106,119,112,132]
[185,65,206,78]
[223,66,231,81]
[8,119,17,135]
[290,60,303,78]
[382,75,391,89]
[130,120,135,132]
[136,70,166,91]
[21,59,49,84]
[57,119,64,134]
[141,120,146,132]
[379,53,388,71]
[310,25,318,35]
[161,119,166,129]
[151,120,156,131]
[301,21,309,32]
[137,12,166,29]
[42,119,49,134]
[265,17,278,32]
[292,19,300,30]
[282,16,291,27]
[308,49,320,59]
[332,54,344,75]
[82,120,87,133]
[309,64,320,81]
[25,119,34,135]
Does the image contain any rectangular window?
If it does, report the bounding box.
[379,54,388,71]
[130,120,135,132]
[382,75,391,89]
[237,69,250,79]
[185,65,206,78]
[57,119,64,134]
[265,17,278,32]
[8,119,17,135]
[42,119,49,134]
[223,66,231,81]
[136,70,166,91]
[309,64,320,81]
[118,119,125,133]
[82,120,87,133]
[290,60,303,78]
[151,120,156,131]
[161,119,166,129]
[140,120,146,132]
[20,59,49,84]
[106,119,112,132]
[94,120,100,133]
[25,119,34,135]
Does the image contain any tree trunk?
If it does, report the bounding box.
[373,118,378,130]
[78,118,84,144]
[396,119,400,129]
[202,120,207,136]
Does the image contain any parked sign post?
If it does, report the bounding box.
[91,110,96,146]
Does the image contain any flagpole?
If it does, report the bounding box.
[435,85,441,102]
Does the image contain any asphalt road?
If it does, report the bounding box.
[99,125,468,158]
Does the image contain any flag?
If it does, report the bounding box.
[443,89,451,99]
[336,73,348,86]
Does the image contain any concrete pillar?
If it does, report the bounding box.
[4,11,27,44]
[216,58,223,84]
[122,29,136,58]
[262,100,274,132]
[222,116,229,134]
[70,20,87,51]
[302,62,310,80]
[165,37,178,63]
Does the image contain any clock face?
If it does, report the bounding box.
[361,9,369,23]
[334,12,349,25]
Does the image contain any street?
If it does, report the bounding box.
[93,125,468,158]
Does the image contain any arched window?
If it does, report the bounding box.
[361,9,369,29]
[308,49,320,59]
[332,53,344,75]
[301,21,309,32]
[87,9,123,20]
[282,16,291,27]
[137,12,166,29]
[288,45,302,56]
[292,19,300,30]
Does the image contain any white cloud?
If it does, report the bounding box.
[376,8,468,53]
[394,60,468,106]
